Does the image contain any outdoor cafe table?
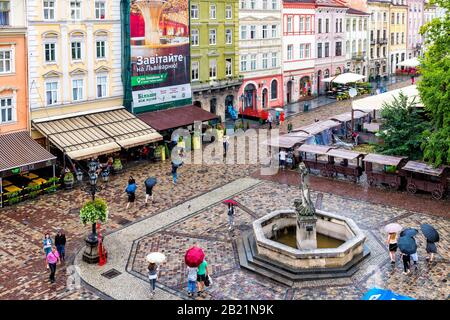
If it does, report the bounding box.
[22,172,39,179]
[31,178,47,185]
[4,185,22,193]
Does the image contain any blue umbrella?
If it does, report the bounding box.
[362,288,415,300]
[144,177,157,188]
[420,224,439,243]
[400,228,418,238]
[397,236,417,255]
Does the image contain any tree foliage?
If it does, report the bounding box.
[375,93,428,160]
[417,0,450,166]
[80,198,108,225]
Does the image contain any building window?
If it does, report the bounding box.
[317,43,322,58]
[0,49,11,73]
[271,80,277,99]
[95,1,106,19]
[45,81,58,105]
[70,1,81,20]
[225,58,232,76]
[325,19,329,33]
[358,19,362,31]
[383,12,387,22]
[225,29,232,44]
[263,0,268,10]
[0,1,10,26]
[346,19,349,32]
[240,0,245,9]
[240,26,247,40]
[299,44,304,59]
[191,29,199,46]
[396,32,399,44]
[240,55,247,71]
[210,4,216,19]
[262,53,268,69]
[209,59,217,79]
[305,44,310,58]
[318,19,322,33]
[402,32,405,44]
[44,43,56,63]
[352,19,356,31]
[0,97,13,123]
[352,40,356,54]
[96,75,107,98]
[250,54,256,70]
[271,25,277,38]
[191,61,199,80]
[306,17,311,32]
[346,40,349,54]
[364,19,367,31]
[340,18,343,32]
[391,13,395,24]
[335,41,342,56]
[250,26,256,39]
[271,52,277,67]
[250,0,255,9]
[391,33,394,45]
[335,19,338,33]
[191,4,199,19]
[43,0,55,20]
[272,0,277,10]
[397,13,400,24]
[324,42,329,57]
[299,17,304,33]
[225,5,232,19]
[95,40,106,59]
[71,41,82,61]
[287,16,292,32]
[262,25,268,39]
[209,29,216,45]
[287,45,293,60]
[72,79,84,101]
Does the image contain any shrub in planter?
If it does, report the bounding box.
[25,183,41,199]
[7,191,21,205]
[112,159,123,173]
[154,146,162,161]
[80,198,108,241]
[64,172,75,189]
[45,185,58,194]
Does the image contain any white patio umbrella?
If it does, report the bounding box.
[398,57,420,68]
[321,72,366,84]
[146,252,166,264]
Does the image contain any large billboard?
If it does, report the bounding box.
[130,0,191,113]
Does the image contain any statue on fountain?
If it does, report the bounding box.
[295,162,316,218]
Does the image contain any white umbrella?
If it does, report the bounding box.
[384,223,402,234]
[398,57,420,68]
[146,252,166,264]
[275,108,284,112]
[321,72,366,84]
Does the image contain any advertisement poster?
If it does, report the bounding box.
[130,0,191,113]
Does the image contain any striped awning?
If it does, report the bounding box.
[32,107,162,160]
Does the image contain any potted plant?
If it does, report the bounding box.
[112,158,123,174]
[76,170,83,182]
[101,169,110,182]
[25,183,41,199]
[64,172,75,189]
[7,191,21,206]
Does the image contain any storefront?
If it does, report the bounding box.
[0,131,57,208]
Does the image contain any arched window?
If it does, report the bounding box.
[271,79,278,100]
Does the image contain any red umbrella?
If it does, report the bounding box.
[223,199,238,206]
[185,246,205,267]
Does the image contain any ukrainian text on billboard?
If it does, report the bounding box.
[130,0,191,112]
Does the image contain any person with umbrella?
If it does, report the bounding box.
[421,224,440,263]
[384,223,402,264]
[146,252,165,298]
[398,235,417,275]
[400,228,419,269]
[185,245,204,298]
[125,176,137,209]
[224,199,237,231]
[196,258,209,297]
[144,177,157,206]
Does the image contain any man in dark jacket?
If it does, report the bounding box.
[55,230,66,262]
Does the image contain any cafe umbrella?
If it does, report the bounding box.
[397,236,417,255]
[420,224,439,243]
[185,246,205,268]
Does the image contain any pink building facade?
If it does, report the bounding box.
[407,0,424,59]
[314,0,348,95]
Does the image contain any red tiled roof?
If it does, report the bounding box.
[0,131,56,174]
[137,105,219,131]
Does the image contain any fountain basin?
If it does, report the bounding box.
[253,209,366,269]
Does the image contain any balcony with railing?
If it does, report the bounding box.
[377,38,388,45]
[352,52,366,61]
[370,39,376,45]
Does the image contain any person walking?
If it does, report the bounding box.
[148,262,159,298]
[196,259,209,297]
[267,113,273,130]
[171,161,182,185]
[223,135,229,157]
[55,230,66,262]
[47,246,60,283]
[145,185,154,206]
[186,265,198,298]
[287,121,293,133]
[401,252,411,275]
[125,176,137,209]
[227,203,235,231]
[279,149,287,170]
[43,233,53,267]
[425,240,437,263]
[386,232,398,264]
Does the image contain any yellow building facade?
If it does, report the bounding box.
[27,0,123,141]
[388,0,407,74]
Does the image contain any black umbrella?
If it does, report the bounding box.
[400,228,419,238]
[420,224,439,243]
[398,236,417,255]
[144,177,157,188]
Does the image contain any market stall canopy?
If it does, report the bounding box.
[352,85,422,112]
[401,161,448,177]
[321,72,366,84]
[0,131,56,178]
[138,105,218,131]
[263,135,309,149]
[297,144,334,155]
[32,106,162,161]
[330,110,368,123]
[326,148,365,160]
[363,153,407,167]
[398,57,420,68]
[293,120,341,136]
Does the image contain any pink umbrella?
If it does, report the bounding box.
[384,223,402,234]
[185,246,205,267]
[223,199,238,206]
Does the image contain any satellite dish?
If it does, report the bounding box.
[349,88,358,98]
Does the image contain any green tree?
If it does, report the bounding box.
[417,0,450,166]
[375,93,428,160]
[80,198,108,241]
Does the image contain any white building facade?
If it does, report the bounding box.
[345,8,370,77]
[407,0,424,59]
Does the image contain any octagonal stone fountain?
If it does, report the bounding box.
[237,163,370,286]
